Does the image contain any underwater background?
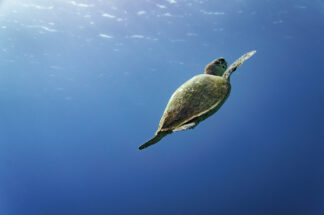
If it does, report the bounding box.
[0,0,323,214]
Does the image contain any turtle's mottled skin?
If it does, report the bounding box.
[139,51,256,150]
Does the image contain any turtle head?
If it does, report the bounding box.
[204,58,228,76]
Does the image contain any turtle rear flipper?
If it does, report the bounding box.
[139,131,171,150]
[173,122,197,132]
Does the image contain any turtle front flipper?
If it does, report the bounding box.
[223,50,256,80]
[139,131,171,150]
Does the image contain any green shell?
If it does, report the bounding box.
[158,74,230,132]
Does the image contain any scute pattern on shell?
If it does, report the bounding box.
[157,74,230,132]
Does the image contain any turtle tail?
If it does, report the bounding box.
[139,131,170,150]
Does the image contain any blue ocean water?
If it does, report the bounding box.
[0,0,323,214]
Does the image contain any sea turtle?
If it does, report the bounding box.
[139,50,256,150]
